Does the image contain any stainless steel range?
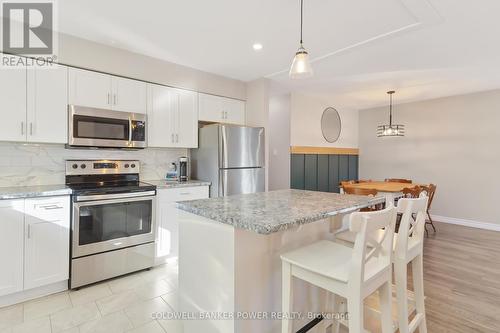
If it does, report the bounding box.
[66,159,156,289]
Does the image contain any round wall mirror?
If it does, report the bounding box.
[321,107,341,143]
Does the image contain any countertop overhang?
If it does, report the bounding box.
[176,189,385,235]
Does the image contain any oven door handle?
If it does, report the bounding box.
[75,191,156,203]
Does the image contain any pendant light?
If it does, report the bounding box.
[377,91,405,137]
[289,0,313,78]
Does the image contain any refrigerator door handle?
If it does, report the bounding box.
[220,170,225,197]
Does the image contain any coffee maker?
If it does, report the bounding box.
[178,157,189,182]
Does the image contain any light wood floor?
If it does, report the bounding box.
[358,221,500,333]
[422,222,500,333]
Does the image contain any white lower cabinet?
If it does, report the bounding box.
[0,196,70,298]
[24,197,70,290]
[156,186,209,262]
[0,200,25,297]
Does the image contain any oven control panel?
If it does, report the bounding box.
[65,160,140,175]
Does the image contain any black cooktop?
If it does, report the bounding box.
[66,173,156,196]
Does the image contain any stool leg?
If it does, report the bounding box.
[394,259,409,333]
[379,281,393,333]
[412,254,428,333]
[347,296,363,333]
[331,296,343,333]
[282,261,293,333]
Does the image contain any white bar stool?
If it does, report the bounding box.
[280,203,397,333]
[335,196,429,333]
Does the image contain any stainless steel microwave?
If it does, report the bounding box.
[68,105,147,149]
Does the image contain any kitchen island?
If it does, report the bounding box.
[176,189,385,333]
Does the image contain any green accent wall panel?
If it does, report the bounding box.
[290,153,357,193]
[328,155,340,193]
[290,154,305,189]
[348,155,359,180]
[339,155,349,182]
[304,155,318,191]
[317,155,329,192]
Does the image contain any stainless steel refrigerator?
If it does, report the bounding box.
[191,124,265,197]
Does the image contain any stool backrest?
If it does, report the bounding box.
[348,203,397,287]
[394,195,428,260]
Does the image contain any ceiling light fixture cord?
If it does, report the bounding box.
[300,0,304,45]
[389,92,393,126]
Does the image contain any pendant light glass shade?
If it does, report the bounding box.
[289,45,313,78]
[377,91,405,137]
[289,0,313,79]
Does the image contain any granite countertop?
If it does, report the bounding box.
[144,179,211,189]
[0,184,72,200]
[176,189,385,235]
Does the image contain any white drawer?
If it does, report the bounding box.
[158,186,209,202]
[24,196,70,221]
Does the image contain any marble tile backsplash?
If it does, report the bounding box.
[0,142,188,187]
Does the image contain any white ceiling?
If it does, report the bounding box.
[57,0,500,109]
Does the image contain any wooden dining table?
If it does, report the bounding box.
[343,181,422,202]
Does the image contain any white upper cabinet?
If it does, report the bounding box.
[198,93,245,125]
[27,65,68,144]
[0,55,27,142]
[69,68,112,110]
[0,200,25,297]
[0,55,67,144]
[147,84,176,147]
[225,98,246,125]
[24,196,70,290]
[147,84,198,148]
[111,76,147,114]
[69,68,147,114]
[174,88,198,148]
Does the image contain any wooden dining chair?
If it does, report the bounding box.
[402,186,422,198]
[357,179,372,183]
[343,186,377,196]
[340,180,356,187]
[339,180,356,194]
[419,184,437,235]
[385,178,413,183]
[343,187,381,211]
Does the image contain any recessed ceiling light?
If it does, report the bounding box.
[252,43,263,51]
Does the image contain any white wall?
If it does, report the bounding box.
[290,93,359,148]
[269,94,291,190]
[359,89,500,226]
[246,78,271,190]
[56,34,246,100]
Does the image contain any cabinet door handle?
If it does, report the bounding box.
[21,122,24,135]
[27,225,31,239]
[114,94,117,105]
[29,123,33,136]
[107,93,110,105]
[176,134,179,143]
[40,205,63,210]
[171,134,174,143]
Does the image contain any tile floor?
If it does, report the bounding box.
[0,263,181,333]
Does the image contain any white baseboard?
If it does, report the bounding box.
[431,214,500,232]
